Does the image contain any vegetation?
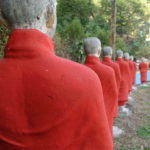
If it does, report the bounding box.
[137,125,150,138]
[0,0,150,61]
[57,0,150,62]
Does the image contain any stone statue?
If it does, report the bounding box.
[84,37,101,57]
[116,50,123,58]
[130,55,137,85]
[84,37,118,133]
[124,52,130,59]
[124,52,133,89]
[0,0,57,38]
[130,55,134,61]
[0,1,113,150]
[139,57,148,83]
[102,46,121,118]
[115,50,131,106]
[102,46,113,57]
[141,57,145,62]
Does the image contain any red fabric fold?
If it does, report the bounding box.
[124,59,133,91]
[102,57,121,117]
[139,62,148,83]
[116,58,130,106]
[85,56,118,132]
[0,29,113,150]
[130,60,137,85]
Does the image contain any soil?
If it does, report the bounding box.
[114,82,150,150]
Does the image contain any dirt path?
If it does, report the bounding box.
[114,83,150,150]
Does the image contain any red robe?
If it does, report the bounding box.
[0,29,113,150]
[124,59,133,91]
[85,56,118,131]
[130,61,136,85]
[116,58,130,106]
[102,57,121,117]
[139,62,148,83]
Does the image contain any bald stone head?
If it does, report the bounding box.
[124,52,130,59]
[116,50,123,58]
[141,57,145,62]
[130,55,134,61]
[84,37,101,57]
[0,0,57,38]
[103,46,113,57]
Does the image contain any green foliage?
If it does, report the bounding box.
[0,26,9,58]
[129,33,150,57]
[116,37,128,52]
[57,0,96,25]
[57,0,150,62]
[137,125,150,138]
[66,18,84,42]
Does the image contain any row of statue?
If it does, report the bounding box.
[0,0,149,150]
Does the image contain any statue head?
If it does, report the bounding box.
[141,57,145,62]
[130,55,134,61]
[141,57,146,62]
[0,0,57,38]
[116,50,123,58]
[124,52,129,59]
[84,37,101,57]
[102,46,113,57]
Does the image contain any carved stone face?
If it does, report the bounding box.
[0,0,57,38]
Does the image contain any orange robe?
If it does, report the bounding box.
[139,62,148,83]
[124,59,133,91]
[116,58,130,106]
[130,60,136,85]
[102,57,121,117]
[0,29,113,150]
[85,56,118,132]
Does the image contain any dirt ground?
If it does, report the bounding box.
[114,82,150,150]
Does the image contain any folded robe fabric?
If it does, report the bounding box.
[85,56,118,131]
[102,57,121,96]
[0,29,113,150]
[102,57,121,117]
[130,61,137,85]
[124,59,133,91]
[116,58,131,106]
[139,62,148,83]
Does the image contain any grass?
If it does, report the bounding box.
[137,125,150,138]
[120,147,140,150]
[120,147,150,150]
[138,86,150,89]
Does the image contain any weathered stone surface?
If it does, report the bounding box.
[0,0,57,37]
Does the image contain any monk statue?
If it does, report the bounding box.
[102,46,121,105]
[139,57,148,84]
[84,37,118,134]
[115,50,131,106]
[124,52,133,88]
[0,0,113,149]
[130,55,137,85]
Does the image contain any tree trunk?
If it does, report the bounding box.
[111,0,117,60]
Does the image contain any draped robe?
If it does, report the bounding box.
[124,59,133,91]
[139,62,148,83]
[85,56,118,131]
[116,58,130,106]
[0,29,113,150]
[130,60,136,85]
[102,57,121,117]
